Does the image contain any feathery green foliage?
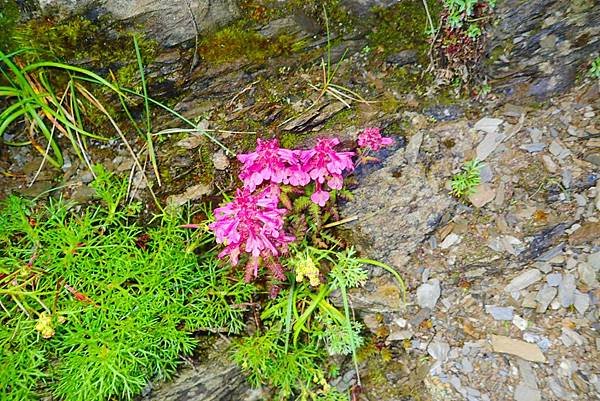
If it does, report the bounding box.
[231,244,403,400]
[0,168,252,401]
[442,0,495,33]
[450,159,483,199]
[589,56,600,79]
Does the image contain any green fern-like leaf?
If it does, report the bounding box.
[308,203,322,228]
[319,230,342,248]
[280,192,292,210]
[337,189,354,201]
[323,319,364,356]
[293,196,312,213]
[450,159,482,198]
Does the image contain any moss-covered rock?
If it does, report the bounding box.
[0,0,20,52]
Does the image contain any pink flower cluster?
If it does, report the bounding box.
[237,138,354,207]
[357,127,394,151]
[209,185,293,281]
[209,130,393,283]
[237,139,298,192]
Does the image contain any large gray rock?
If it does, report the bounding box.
[339,122,475,312]
[142,338,266,401]
[341,143,452,271]
[340,0,397,16]
[37,0,240,47]
[485,0,600,99]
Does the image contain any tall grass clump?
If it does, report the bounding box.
[0,39,231,189]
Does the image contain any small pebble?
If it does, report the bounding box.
[573,290,590,315]
[520,143,545,153]
[578,262,597,288]
[512,315,528,330]
[474,117,504,134]
[561,327,585,346]
[505,269,542,292]
[479,164,494,182]
[428,341,450,362]
[517,359,538,389]
[416,279,441,310]
[546,273,562,287]
[558,273,576,307]
[439,233,461,249]
[486,305,514,321]
[536,262,553,274]
[588,252,600,270]
[542,155,558,173]
[522,292,538,309]
[536,285,557,313]
[514,382,541,401]
[549,377,573,399]
[461,357,474,373]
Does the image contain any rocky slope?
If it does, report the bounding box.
[342,82,600,401]
[1,1,599,400]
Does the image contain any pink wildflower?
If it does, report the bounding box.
[305,138,355,178]
[327,174,343,190]
[285,157,311,187]
[310,187,330,207]
[209,185,294,281]
[357,127,394,151]
[303,138,354,205]
[237,139,298,191]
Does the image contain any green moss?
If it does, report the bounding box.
[367,0,440,60]
[198,22,299,65]
[289,0,356,31]
[198,144,216,185]
[385,66,434,96]
[383,119,411,135]
[379,93,402,114]
[10,15,158,86]
[241,0,357,33]
[279,132,312,149]
[486,41,511,65]
[0,0,20,52]
[322,108,354,130]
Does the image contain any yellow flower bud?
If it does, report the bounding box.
[35,312,55,339]
[295,255,320,287]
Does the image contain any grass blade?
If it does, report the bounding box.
[292,284,328,345]
[339,282,361,386]
[356,258,406,302]
[22,61,123,96]
[133,35,160,187]
[119,86,234,157]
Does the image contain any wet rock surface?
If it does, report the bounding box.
[340,82,600,400]
[485,0,600,99]
[35,0,240,46]
[141,339,266,401]
[340,125,460,276]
